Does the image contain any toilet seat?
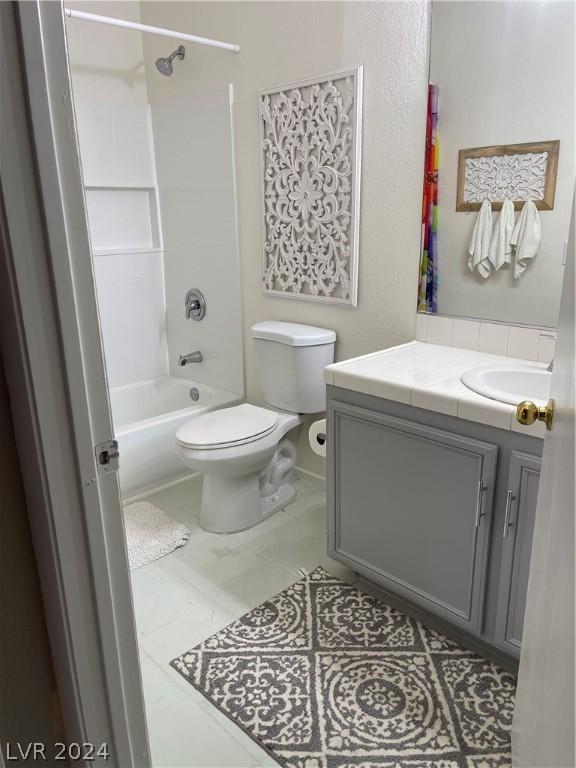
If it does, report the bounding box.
[176,403,279,450]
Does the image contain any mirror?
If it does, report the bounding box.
[417,1,574,328]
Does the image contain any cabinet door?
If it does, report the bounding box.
[495,451,541,657]
[328,402,498,634]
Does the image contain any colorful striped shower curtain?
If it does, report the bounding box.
[418,84,438,313]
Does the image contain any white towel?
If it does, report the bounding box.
[488,198,515,271]
[468,199,493,279]
[511,199,541,279]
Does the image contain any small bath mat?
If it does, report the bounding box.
[123,501,190,570]
[171,567,516,768]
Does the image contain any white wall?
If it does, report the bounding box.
[66,0,169,388]
[430,1,575,328]
[65,0,148,103]
[140,1,430,473]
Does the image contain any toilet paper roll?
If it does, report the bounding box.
[308,419,327,458]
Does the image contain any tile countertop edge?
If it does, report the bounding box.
[324,340,418,379]
[324,340,546,439]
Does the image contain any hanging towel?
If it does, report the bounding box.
[488,198,515,271]
[468,199,493,278]
[511,199,541,279]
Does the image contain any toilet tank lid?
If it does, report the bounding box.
[251,321,336,347]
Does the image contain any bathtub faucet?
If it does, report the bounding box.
[178,351,203,366]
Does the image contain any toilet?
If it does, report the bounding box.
[175,321,336,533]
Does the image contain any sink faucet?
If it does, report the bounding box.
[178,351,203,366]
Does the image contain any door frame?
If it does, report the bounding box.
[0,2,150,764]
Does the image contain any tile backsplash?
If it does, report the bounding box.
[416,314,556,363]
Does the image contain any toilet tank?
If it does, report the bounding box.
[251,321,336,413]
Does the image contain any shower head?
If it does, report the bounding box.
[155,45,185,76]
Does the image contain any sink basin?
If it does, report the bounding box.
[461,363,551,405]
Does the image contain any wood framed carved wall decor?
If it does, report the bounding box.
[260,67,363,305]
[456,140,559,212]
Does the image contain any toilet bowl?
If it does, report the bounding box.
[175,321,336,533]
[176,404,301,533]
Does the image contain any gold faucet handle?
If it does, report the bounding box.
[516,399,554,431]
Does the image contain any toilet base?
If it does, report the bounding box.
[199,474,296,534]
[259,481,296,527]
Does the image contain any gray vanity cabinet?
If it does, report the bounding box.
[494,452,541,657]
[328,400,498,634]
[327,385,545,665]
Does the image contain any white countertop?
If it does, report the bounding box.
[324,341,547,438]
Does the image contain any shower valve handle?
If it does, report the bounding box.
[185,289,206,321]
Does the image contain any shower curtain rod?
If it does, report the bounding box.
[64,8,240,53]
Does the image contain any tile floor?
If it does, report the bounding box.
[130,471,353,768]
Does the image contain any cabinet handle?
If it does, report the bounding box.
[474,481,487,528]
[502,489,516,538]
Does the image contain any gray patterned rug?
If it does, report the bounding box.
[171,567,515,768]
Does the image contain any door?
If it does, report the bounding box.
[512,192,575,766]
[329,401,498,633]
[1,3,150,764]
[495,452,541,657]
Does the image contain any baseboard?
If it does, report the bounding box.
[122,471,199,506]
[123,466,321,507]
[294,465,326,484]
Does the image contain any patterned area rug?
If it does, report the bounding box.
[171,568,516,768]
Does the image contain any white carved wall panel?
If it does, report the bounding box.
[463,152,548,204]
[456,140,559,212]
[260,68,363,305]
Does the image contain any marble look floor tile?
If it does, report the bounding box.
[237,491,355,583]
[139,593,236,664]
[258,528,355,583]
[139,646,187,709]
[292,469,324,498]
[257,756,281,768]
[131,560,207,636]
[163,543,297,618]
[142,655,267,767]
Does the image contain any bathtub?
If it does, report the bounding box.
[110,376,241,498]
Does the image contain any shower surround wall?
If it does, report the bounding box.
[147,86,244,395]
[141,1,430,474]
[66,0,244,494]
[66,0,168,388]
[67,0,243,398]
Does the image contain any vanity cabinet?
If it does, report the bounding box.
[494,452,541,655]
[327,385,543,664]
[329,400,497,634]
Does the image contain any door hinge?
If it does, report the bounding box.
[95,439,119,475]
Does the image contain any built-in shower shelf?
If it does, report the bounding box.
[84,183,157,190]
[92,247,164,257]
[84,186,162,253]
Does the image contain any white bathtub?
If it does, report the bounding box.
[110,376,241,498]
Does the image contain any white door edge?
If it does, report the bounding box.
[0,2,150,765]
[512,190,575,765]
